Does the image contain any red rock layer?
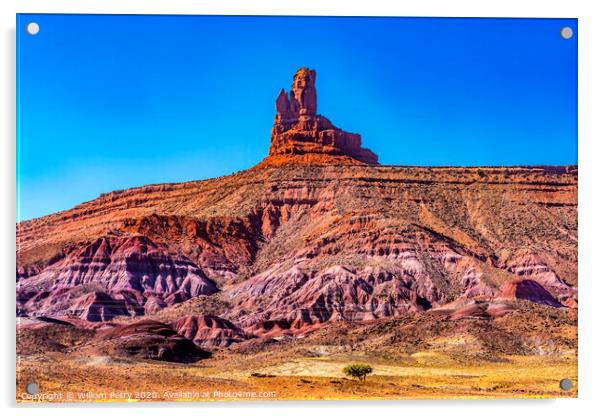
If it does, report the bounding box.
[498,279,563,307]
[17,164,577,335]
[171,315,249,347]
[449,301,515,320]
[17,235,218,321]
[119,213,261,278]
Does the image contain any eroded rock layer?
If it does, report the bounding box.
[17,164,577,336]
[17,235,218,321]
[171,315,250,347]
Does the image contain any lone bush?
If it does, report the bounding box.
[343,363,373,381]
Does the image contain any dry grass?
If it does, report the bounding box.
[17,349,576,402]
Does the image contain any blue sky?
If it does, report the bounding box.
[17,15,577,221]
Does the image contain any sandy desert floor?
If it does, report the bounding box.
[17,350,577,402]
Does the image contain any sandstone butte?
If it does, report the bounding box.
[257,67,378,167]
[16,68,578,360]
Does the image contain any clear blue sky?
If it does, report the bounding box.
[17,15,577,221]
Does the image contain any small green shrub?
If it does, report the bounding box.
[343,363,373,381]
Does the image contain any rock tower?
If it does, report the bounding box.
[260,67,378,166]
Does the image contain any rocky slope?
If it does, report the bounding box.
[17,235,218,321]
[16,68,578,355]
[171,315,250,347]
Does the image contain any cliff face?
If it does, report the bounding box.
[260,68,378,166]
[17,164,578,335]
[16,68,578,347]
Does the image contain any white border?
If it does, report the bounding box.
[5,0,586,18]
[2,1,601,415]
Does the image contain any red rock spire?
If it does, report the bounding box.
[290,67,317,115]
[259,67,379,167]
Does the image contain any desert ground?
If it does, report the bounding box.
[17,349,577,402]
[17,300,578,402]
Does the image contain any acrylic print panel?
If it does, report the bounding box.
[16,14,577,402]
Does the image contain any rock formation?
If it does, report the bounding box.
[259,67,378,166]
[89,320,211,363]
[16,163,578,338]
[15,70,579,400]
[15,69,577,348]
[171,315,250,348]
[498,279,563,307]
[449,301,515,320]
[16,235,218,321]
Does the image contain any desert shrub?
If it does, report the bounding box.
[343,363,373,381]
